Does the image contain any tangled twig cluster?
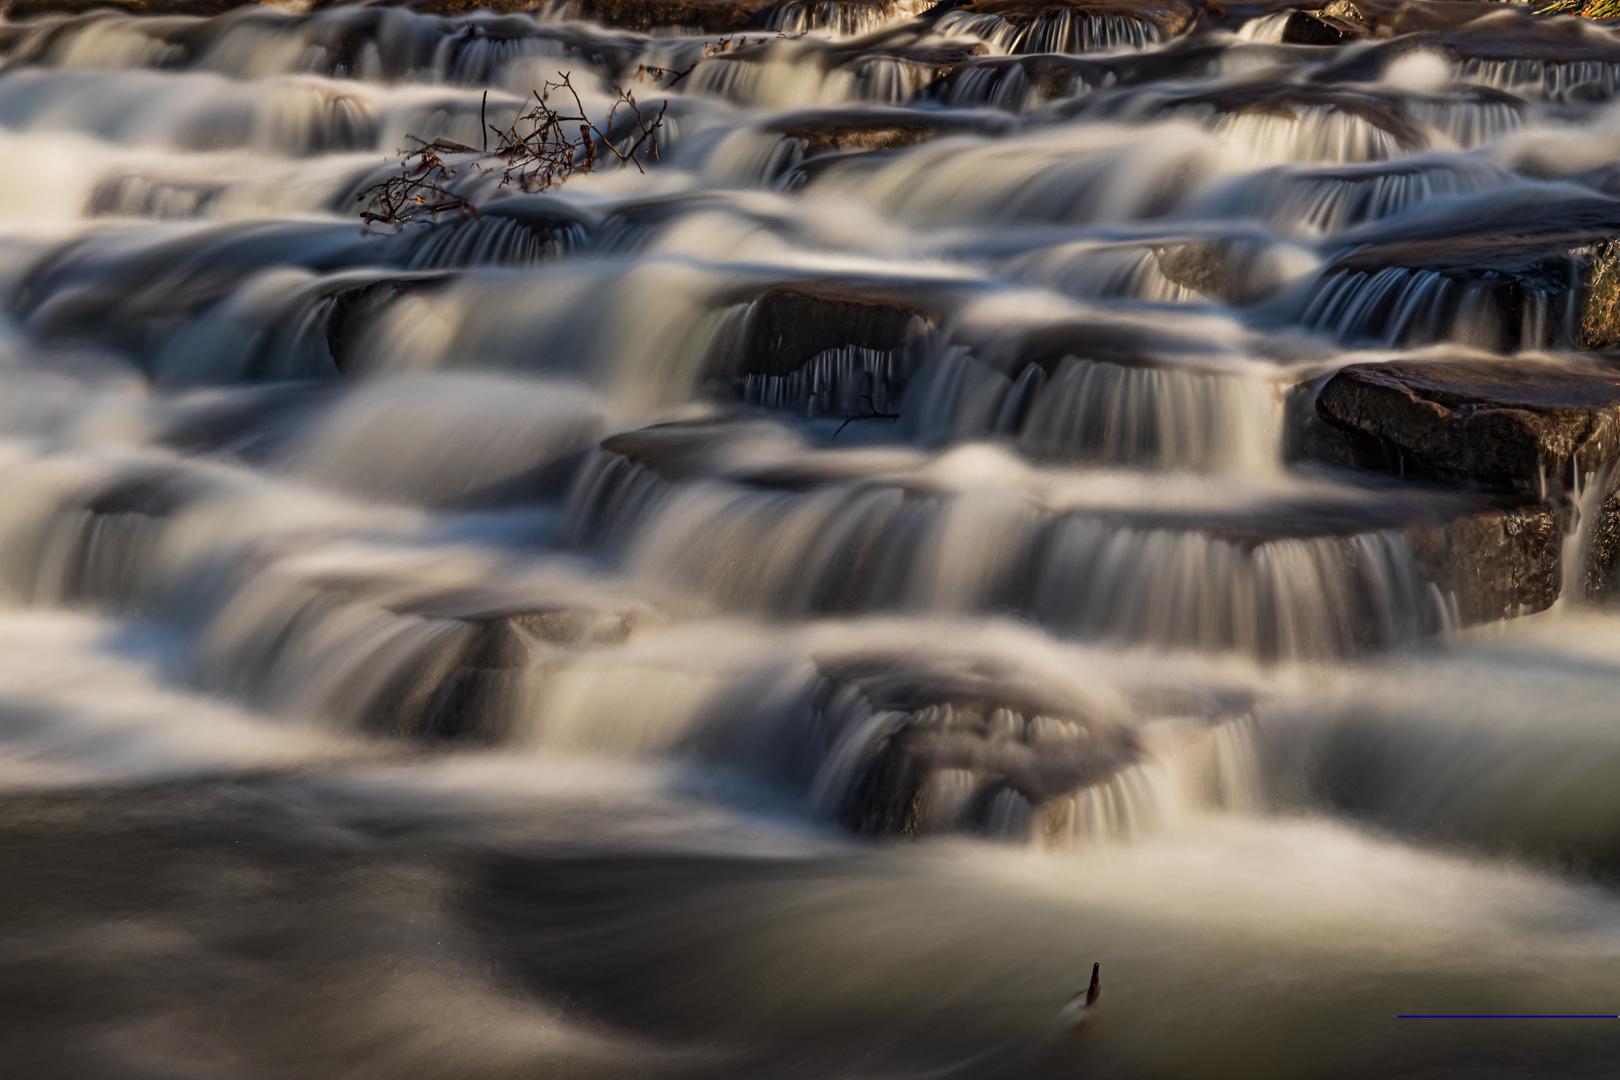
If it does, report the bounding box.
[495,72,667,193]
[357,137,480,228]
[355,72,665,229]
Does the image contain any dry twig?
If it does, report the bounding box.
[355,137,480,228]
[492,71,667,193]
[833,395,901,439]
[354,71,666,229]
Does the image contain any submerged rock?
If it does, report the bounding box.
[369,598,639,741]
[817,657,1142,838]
[1314,358,1620,492]
[816,654,1257,842]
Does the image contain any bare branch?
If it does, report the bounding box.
[353,71,667,228]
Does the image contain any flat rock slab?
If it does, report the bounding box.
[1315,359,1620,491]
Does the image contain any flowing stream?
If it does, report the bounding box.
[4,2,1620,1077]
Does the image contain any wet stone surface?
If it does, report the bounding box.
[1313,358,1620,491]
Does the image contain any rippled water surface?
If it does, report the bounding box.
[5,0,1620,1076]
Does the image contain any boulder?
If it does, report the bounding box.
[818,658,1144,837]
[1276,8,1369,44]
[1314,359,1620,492]
[1400,501,1561,623]
[817,654,1260,841]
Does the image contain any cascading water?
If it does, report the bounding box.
[3,1,1620,1078]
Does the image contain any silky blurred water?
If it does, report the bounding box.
[2,2,1620,1077]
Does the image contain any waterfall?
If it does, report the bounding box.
[1458,57,1620,103]
[934,10,1161,55]
[2,4,1620,1075]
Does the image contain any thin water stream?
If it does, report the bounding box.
[2,1,1620,1076]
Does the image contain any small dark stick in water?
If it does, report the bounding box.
[1060,963,1101,1029]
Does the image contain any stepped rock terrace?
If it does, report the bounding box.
[4,0,1620,1077]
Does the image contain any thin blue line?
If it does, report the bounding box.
[1398,1015,1618,1019]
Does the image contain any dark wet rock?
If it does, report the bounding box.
[1413,7,1620,58]
[719,279,950,417]
[1321,0,1524,38]
[814,653,1264,841]
[1402,500,1561,622]
[767,108,1008,158]
[1581,488,1620,602]
[548,0,774,32]
[1313,358,1620,492]
[818,657,1144,837]
[1277,8,1369,44]
[734,281,938,379]
[1148,235,1303,305]
[1582,241,1620,349]
[369,599,638,741]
